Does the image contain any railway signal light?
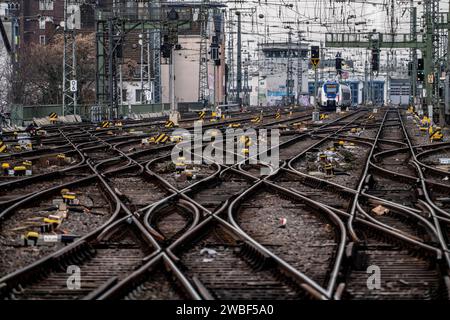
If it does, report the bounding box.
[161,35,172,59]
[417,58,424,82]
[311,46,320,59]
[371,48,380,72]
[417,58,424,71]
[310,46,320,69]
[336,53,343,75]
[417,71,425,82]
[210,35,221,66]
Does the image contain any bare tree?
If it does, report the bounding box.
[10,32,96,106]
[0,37,11,114]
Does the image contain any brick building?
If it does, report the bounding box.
[2,0,97,50]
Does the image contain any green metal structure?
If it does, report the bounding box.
[325,2,450,125]
[94,1,224,121]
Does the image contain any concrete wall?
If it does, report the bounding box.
[9,103,173,125]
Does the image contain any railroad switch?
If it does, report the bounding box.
[13,166,26,176]
[22,233,79,246]
[100,121,112,129]
[23,161,33,174]
[0,141,7,153]
[23,160,32,168]
[170,135,183,143]
[63,193,76,203]
[325,164,334,176]
[430,127,443,142]
[421,117,431,127]
[275,111,281,120]
[185,170,196,181]
[229,123,241,128]
[24,232,39,246]
[319,154,328,163]
[198,111,206,121]
[41,218,61,233]
[2,163,10,175]
[176,157,187,173]
[320,114,329,120]
[141,138,152,145]
[62,192,78,205]
[154,134,170,144]
[419,126,428,134]
[251,116,262,124]
[165,120,176,129]
[56,154,67,166]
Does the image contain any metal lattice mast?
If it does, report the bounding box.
[286,30,294,106]
[198,0,209,103]
[139,25,151,104]
[297,30,304,104]
[62,0,77,116]
[410,2,418,105]
[227,13,234,103]
[446,0,450,123]
[150,0,161,103]
[236,11,242,106]
[386,0,395,105]
[423,0,439,115]
[431,0,440,112]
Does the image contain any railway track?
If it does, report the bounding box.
[0,218,155,300]
[2,106,450,300]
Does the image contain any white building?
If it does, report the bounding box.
[258,42,310,107]
[120,6,226,109]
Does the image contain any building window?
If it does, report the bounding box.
[38,16,53,30]
[39,0,54,11]
[121,89,128,102]
[39,35,46,45]
[39,17,46,30]
[135,89,143,103]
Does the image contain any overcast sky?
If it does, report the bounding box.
[218,0,449,68]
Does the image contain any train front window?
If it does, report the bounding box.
[325,84,337,94]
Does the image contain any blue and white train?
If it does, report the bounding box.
[317,81,352,110]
